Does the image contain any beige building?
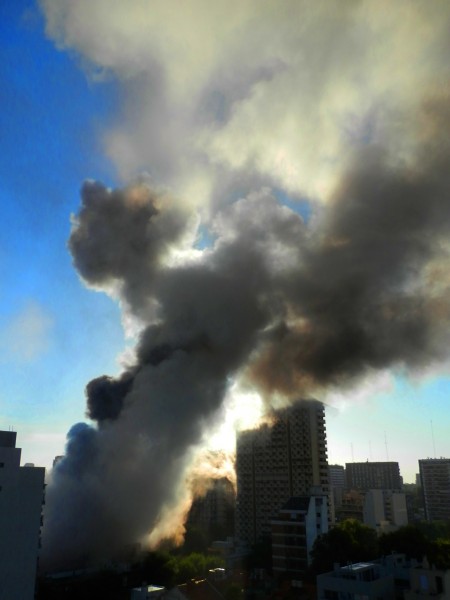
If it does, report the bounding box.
[235,400,328,546]
[363,489,408,532]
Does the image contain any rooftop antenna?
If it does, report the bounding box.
[351,442,355,462]
[430,420,437,458]
[384,431,389,461]
[369,440,373,461]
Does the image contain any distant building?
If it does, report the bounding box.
[328,464,345,489]
[52,455,64,468]
[363,489,408,532]
[270,495,328,580]
[187,477,235,543]
[346,461,402,491]
[328,464,345,521]
[235,400,329,546]
[0,431,45,600]
[336,489,364,522]
[419,458,450,521]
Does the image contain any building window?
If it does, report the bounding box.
[420,575,429,591]
[0,462,4,467]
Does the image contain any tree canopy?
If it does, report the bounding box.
[309,519,378,575]
[310,520,450,576]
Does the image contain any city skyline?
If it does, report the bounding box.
[1,2,450,563]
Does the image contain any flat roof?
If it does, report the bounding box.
[341,563,375,572]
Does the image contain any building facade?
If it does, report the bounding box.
[187,477,235,543]
[419,458,450,521]
[328,464,345,520]
[363,489,408,532]
[346,461,402,491]
[270,495,328,580]
[235,400,328,546]
[0,431,45,600]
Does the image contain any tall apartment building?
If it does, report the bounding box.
[346,461,402,491]
[328,464,346,517]
[328,464,345,489]
[187,477,235,542]
[0,431,45,600]
[235,400,329,546]
[419,458,450,521]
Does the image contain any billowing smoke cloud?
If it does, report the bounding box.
[40,0,450,569]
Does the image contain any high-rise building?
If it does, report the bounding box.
[346,461,402,491]
[235,400,329,546]
[419,458,450,521]
[328,464,345,489]
[187,477,235,543]
[328,464,346,518]
[0,431,45,600]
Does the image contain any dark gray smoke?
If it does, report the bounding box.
[42,97,450,569]
[251,104,450,393]
[86,374,135,422]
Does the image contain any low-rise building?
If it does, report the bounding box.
[404,563,450,599]
[317,561,395,600]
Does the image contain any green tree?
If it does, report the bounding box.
[224,583,244,600]
[379,525,430,561]
[417,520,450,542]
[429,538,450,570]
[309,520,378,575]
[139,550,176,587]
[168,552,224,584]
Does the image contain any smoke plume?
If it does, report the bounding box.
[40,0,450,569]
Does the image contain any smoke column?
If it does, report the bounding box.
[40,1,450,568]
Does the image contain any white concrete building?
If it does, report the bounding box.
[0,431,45,600]
[271,495,328,580]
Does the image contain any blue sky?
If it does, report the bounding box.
[2,0,450,483]
[0,0,125,464]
